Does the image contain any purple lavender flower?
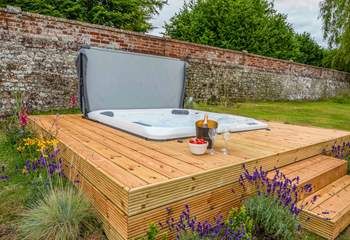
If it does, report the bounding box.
[73,179,80,184]
[161,204,249,240]
[330,142,350,162]
[0,175,9,180]
[239,165,308,216]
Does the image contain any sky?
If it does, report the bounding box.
[148,0,327,47]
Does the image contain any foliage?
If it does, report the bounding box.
[0,131,71,239]
[0,0,166,32]
[330,142,350,173]
[320,49,350,72]
[239,165,317,240]
[178,232,212,240]
[331,91,350,104]
[164,0,326,67]
[165,0,293,59]
[0,128,105,239]
[293,33,326,67]
[17,137,59,160]
[31,108,81,116]
[21,149,64,185]
[143,223,168,240]
[0,94,32,147]
[18,185,98,240]
[161,204,250,240]
[320,0,350,71]
[239,165,315,217]
[244,194,300,240]
[13,118,64,186]
[225,206,254,240]
[0,96,104,239]
[0,115,31,148]
[0,132,34,225]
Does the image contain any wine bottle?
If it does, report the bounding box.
[203,113,209,127]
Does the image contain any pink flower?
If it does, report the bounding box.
[19,110,28,128]
[70,95,77,107]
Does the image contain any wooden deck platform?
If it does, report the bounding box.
[29,114,350,239]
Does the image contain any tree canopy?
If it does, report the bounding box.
[320,0,350,72]
[0,0,166,32]
[164,0,326,68]
[293,33,327,67]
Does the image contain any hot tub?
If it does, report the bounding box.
[77,47,268,141]
[88,109,268,140]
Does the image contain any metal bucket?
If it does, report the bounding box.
[195,120,218,149]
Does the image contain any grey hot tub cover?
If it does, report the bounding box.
[76,46,187,116]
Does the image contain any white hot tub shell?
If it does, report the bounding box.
[88,109,268,140]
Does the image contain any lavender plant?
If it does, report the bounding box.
[239,165,314,216]
[245,194,299,239]
[160,204,252,240]
[21,148,65,188]
[330,142,350,173]
[239,165,317,240]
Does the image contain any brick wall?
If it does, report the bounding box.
[1,7,350,116]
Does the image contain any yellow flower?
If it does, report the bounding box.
[52,139,59,146]
[18,136,59,155]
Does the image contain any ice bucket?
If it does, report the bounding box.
[195,120,218,149]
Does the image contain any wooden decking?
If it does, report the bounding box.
[29,114,350,239]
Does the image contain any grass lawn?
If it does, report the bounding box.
[195,99,350,131]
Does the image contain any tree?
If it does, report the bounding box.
[320,0,350,71]
[293,32,326,67]
[165,0,297,60]
[0,0,166,32]
[164,0,328,68]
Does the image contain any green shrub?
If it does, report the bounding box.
[18,185,98,240]
[142,223,168,240]
[145,223,159,240]
[331,91,350,104]
[244,194,300,240]
[225,206,255,240]
[0,115,32,147]
[0,93,32,147]
[177,232,226,240]
[179,232,206,240]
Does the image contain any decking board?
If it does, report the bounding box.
[28,114,350,239]
[300,176,350,239]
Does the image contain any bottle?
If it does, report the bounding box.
[185,97,194,109]
[203,113,209,128]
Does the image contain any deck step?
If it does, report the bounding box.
[267,155,347,201]
[267,155,349,239]
[299,175,350,240]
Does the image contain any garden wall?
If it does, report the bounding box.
[1,6,350,116]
